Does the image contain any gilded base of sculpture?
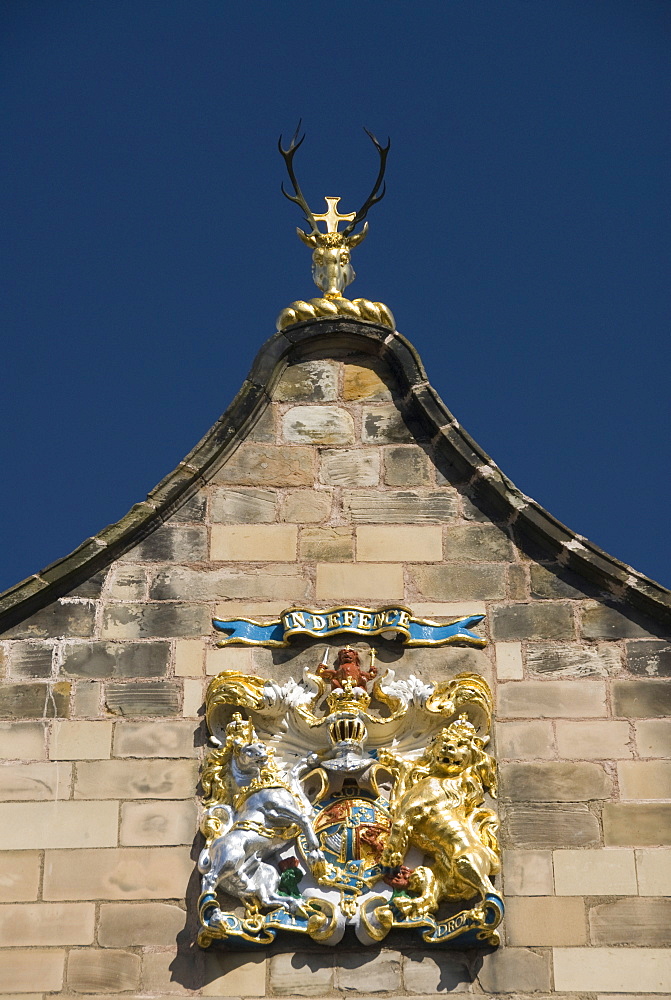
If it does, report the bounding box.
[276,296,395,331]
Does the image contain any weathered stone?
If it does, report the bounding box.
[202,951,266,997]
[556,720,632,759]
[62,641,170,678]
[99,902,185,946]
[581,602,659,639]
[8,642,53,677]
[149,567,309,602]
[104,682,181,716]
[247,403,276,442]
[508,563,528,599]
[526,642,621,677]
[530,563,595,599]
[170,491,207,522]
[272,359,338,401]
[402,952,472,993]
[0,681,70,718]
[635,720,671,757]
[553,946,671,992]
[142,949,196,993]
[362,403,413,443]
[0,901,94,945]
[2,601,95,639]
[113,720,199,757]
[102,603,211,639]
[283,405,354,445]
[299,526,354,561]
[358,525,442,562]
[75,759,196,798]
[315,563,404,600]
[49,721,113,760]
[613,679,671,718]
[0,720,46,759]
[174,639,205,677]
[120,799,197,845]
[589,897,671,946]
[491,602,574,640]
[412,564,506,600]
[0,801,118,850]
[336,951,401,992]
[281,489,332,522]
[65,570,107,599]
[501,850,554,895]
[636,848,671,894]
[496,721,555,759]
[495,641,524,679]
[319,448,380,486]
[501,762,612,801]
[269,951,334,996]
[206,645,253,677]
[506,805,601,847]
[618,760,671,799]
[505,896,586,945]
[73,680,102,717]
[477,947,551,992]
[344,488,458,522]
[210,524,297,561]
[0,850,41,901]
[343,359,392,400]
[0,762,71,799]
[498,680,607,718]
[383,446,432,486]
[444,523,513,562]
[210,487,277,523]
[44,846,192,900]
[67,949,140,992]
[553,848,637,895]
[625,639,671,676]
[213,443,314,486]
[0,949,65,991]
[107,566,147,601]
[124,525,207,562]
[603,802,671,846]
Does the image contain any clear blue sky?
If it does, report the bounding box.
[1,0,669,592]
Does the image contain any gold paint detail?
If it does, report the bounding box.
[276,296,395,331]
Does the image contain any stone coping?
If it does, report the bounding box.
[1,317,669,631]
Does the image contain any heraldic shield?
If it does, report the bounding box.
[196,605,503,949]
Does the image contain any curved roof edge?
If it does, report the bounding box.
[2,317,670,631]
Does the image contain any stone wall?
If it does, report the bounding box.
[1,321,670,997]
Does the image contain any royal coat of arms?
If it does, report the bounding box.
[196,605,503,948]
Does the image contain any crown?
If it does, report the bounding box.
[326,676,371,715]
[328,713,368,745]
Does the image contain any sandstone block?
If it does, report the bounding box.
[414,601,487,617]
[362,403,413,442]
[210,524,297,561]
[505,896,586,946]
[0,721,46,760]
[149,566,309,602]
[113,720,198,757]
[299,526,354,561]
[272,359,338,401]
[0,761,72,799]
[491,602,574,640]
[62,640,170,678]
[613,679,671,718]
[182,678,204,718]
[74,681,103,717]
[206,645,253,677]
[589,897,671,946]
[529,562,595,600]
[553,848,637,895]
[498,679,607,718]
[526,641,621,677]
[501,761,612,801]
[247,405,276,443]
[477,947,551,992]
[0,949,64,991]
[74,759,197,799]
[0,800,117,850]
[0,681,70,718]
[120,799,197,845]
[556,720,632,759]
[319,448,380,487]
[104,681,181,716]
[336,950,401,992]
[269,951,334,996]
[210,486,277,523]
[618,760,671,799]
[8,642,53,677]
[213,443,314,486]
[506,805,600,848]
[0,850,41,901]
[107,566,147,601]
[636,720,671,757]
[553,947,671,992]
[67,949,140,992]
[636,848,671,895]
[501,850,554,895]
[625,639,671,676]
[50,720,113,760]
[496,721,555,759]
[125,525,207,563]
[174,639,205,677]
[202,951,266,997]
[343,359,392,400]
[507,563,527,599]
[44,846,192,900]
[102,603,211,640]
[0,901,94,945]
[402,952,471,993]
[282,404,354,444]
[357,525,442,562]
[581,602,658,639]
[170,491,207,521]
[444,523,513,562]
[2,601,95,639]
[316,563,404,600]
[142,950,195,993]
[383,445,432,486]
[604,803,671,846]
[412,564,506,600]
[281,489,332,522]
[495,641,524,679]
[344,488,458,522]
[98,901,185,946]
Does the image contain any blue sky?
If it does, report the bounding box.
[1,0,669,591]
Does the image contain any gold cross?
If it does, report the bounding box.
[313,196,356,234]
